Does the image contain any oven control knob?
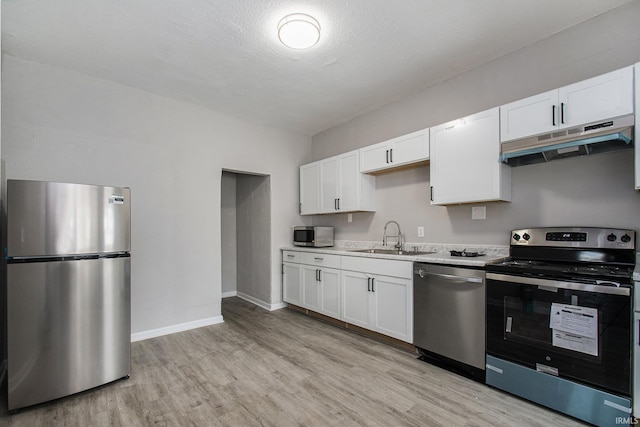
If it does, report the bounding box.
[512,233,521,241]
[523,233,531,241]
[621,234,632,243]
[607,233,617,242]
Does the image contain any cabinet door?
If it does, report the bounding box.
[319,268,341,319]
[371,275,412,342]
[336,151,360,211]
[302,265,320,311]
[431,107,509,204]
[636,64,640,190]
[360,142,389,173]
[388,129,429,167]
[299,162,320,215]
[500,90,558,142]
[341,271,371,329]
[559,66,633,129]
[319,157,339,212]
[283,263,302,305]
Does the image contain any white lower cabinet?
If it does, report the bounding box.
[283,262,303,306]
[302,265,341,318]
[282,251,342,319]
[283,250,413,343]
[341,257,413,343]
[341,271,372,328]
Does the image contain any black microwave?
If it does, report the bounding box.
[293,226,334,247]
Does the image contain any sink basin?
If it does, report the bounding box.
[349,248,436,256]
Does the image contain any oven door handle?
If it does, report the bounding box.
[486,272,630,296]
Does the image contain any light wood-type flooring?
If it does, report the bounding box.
[1,297,587,426]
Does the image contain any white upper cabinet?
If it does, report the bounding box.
[430,107,511,205]
[300,150,375,215]
[500,90,557,142]
[500,66,634,143]
[299,162,321,215]
[635,63,640,190]
[360,128,429,173]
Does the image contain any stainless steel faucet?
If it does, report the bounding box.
[383,220,403,250]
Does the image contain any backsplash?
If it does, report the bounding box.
[334,240,509,257]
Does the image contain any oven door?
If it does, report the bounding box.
[486,272,632,397]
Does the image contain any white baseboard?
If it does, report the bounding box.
[130,292,287,342]
[131,315,224,342]
[236,292,287,311]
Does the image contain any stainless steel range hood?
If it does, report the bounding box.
[500,114,634,167]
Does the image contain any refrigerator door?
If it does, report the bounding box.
[7,180,131,258]
[8,256,131,411]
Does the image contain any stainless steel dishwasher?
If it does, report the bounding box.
[413,263,486,382]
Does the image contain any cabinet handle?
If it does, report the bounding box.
[371,278,375,292]
[337,198,340,210]
[287,254,295,258]
[552,105,556,126]
[390,149,393,163]
[386,150,389,164]
[430,186,434,202]
[367,277,371,292]
[314,257,324,261]
[560,102,565,124]
[318,269,322,282]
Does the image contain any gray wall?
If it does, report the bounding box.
[311,2,640,246]
[221,171,237,296]
[2,55,310,335]
[236,174,271,302]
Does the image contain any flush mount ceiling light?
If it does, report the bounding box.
[277,13,320,49]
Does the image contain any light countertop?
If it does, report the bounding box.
[282,241,509,267]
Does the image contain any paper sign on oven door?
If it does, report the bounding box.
[549,303,598,356]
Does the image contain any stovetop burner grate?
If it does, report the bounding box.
[488,258,634,283]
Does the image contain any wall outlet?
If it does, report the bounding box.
[472,206,486,220]
[417,226,424,237]
[347,213,352,223]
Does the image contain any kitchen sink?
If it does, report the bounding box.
[349,248,436,256]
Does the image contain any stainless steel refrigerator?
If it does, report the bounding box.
[6,180,131,411]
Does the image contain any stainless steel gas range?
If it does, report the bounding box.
[485,227,635,427]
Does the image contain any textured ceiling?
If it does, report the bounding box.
[1,0,634,135]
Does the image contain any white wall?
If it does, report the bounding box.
[311,1,640,246]
[2,55,311,335]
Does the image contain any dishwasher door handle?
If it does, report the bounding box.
[417,270,483,283]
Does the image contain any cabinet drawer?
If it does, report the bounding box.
[342,256,412,279]
[300,252,341,269]
[282,251,301,263]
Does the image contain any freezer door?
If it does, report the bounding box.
[8,256,131,411]
[7,180,130,257]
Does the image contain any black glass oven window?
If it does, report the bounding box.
[504,297,553,347]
